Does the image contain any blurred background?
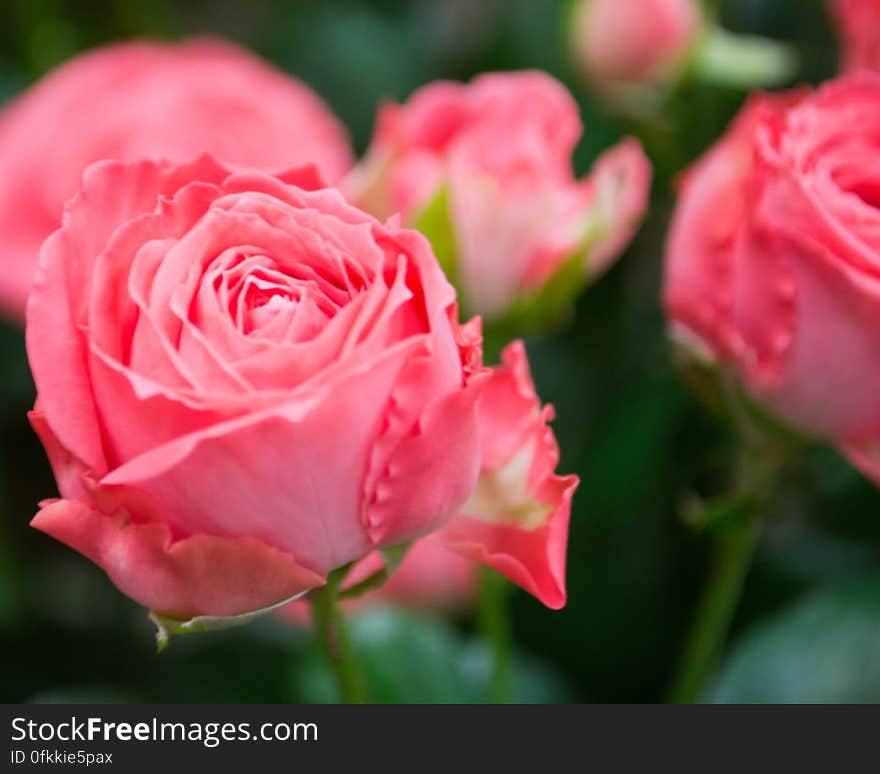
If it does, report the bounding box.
[3,0,880,704]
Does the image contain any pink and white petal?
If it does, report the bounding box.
[477,341,542,467]
[441,418,577,610]
[31,498,324,619]
[440,475,575,610]
[438,341,578,609]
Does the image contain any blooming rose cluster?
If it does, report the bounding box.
[0,35,674,628]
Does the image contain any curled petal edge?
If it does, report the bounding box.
[439,341,578,609]
[31,498,326,626]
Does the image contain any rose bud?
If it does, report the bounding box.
[664,73,880,485]
[280,539,476,624]
[829,0,880,72]
[571,0,701,102]
[570,0,797,112]
[0,38,353,321]
[346,71,651,328]
[26,155,576,634]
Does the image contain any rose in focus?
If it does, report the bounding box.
[347,71,650,326]
[0,38,353,320]
[27,155,576,624]
[664,73,880,484]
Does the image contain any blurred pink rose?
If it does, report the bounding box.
[347,71,650,323]
[281,539,476,623]
[829,0,880,72]
[0,38,354,320]
[664,74,880,483]
[571,0,701,93]
[27,155,575,622]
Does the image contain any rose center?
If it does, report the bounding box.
[238,273,335,343]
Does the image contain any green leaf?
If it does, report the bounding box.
[150,589,312,652]
[707,579,880,703]
[495,247,589,337]
[693,27,799,90]
[339,542,412,600]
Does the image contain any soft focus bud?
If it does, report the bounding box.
[571,0,701,101]
[571,0,797,112]
[347,71,650,329]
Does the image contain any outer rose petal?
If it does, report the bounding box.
[829,0,880,73]
[26,156,230,476]
[364,369,487,547]
[31,499,324,619]
[28,408,90,503]
[745,234,880,440]
[663,93,799,363]
[665,74,880,489]
[100,341,424,576]
[439,342,578,609]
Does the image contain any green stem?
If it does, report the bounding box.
[479,567,513,703]
[668,501,763,704]
[668,436,794,704]
[309,568,368,704]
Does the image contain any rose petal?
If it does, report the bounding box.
[439,342,578,609]
[31,498,325,619]
[101,338,425,573]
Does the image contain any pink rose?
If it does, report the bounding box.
[0,38,353,321]
[346,71,650,323]
[27,155,575,624]
[829,0,880,72]
[664,74,880,484]
[571,0,701,94]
